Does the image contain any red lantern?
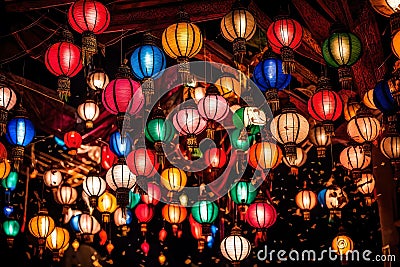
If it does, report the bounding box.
[141,240,150,256]
[44,28,82,102]
[0,142,7,162]
[159,228,167,242]
[68,0,110,66]
[140,182,161,206]
[267,15,303,73]
[204,147,227,170]
[126,148,159,178]
[246,201,277,230]
[102,63,144,132]
[189,214,205,252]
[101,145,118,170]
[135,203,154,233]
[64,131,82,155]
[308,76,343,135]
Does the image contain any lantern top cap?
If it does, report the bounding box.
[116,62,132,79]
[316,75,333,91]
[354,104,373,117]
[231,0,248,10]
[281,101,297,113]
[59,26,74,43]
[329,22,349,34]
[230,225,243,236]
[205,84,220,96]
[262,49,279,60]
[150,105,166,119]
[142,32,157,46]
[14,105,28,118]
[177,9,191,23]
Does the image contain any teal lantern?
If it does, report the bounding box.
[3,219,20,248]
[191,200,219,236]
[229,181,257,206]
[2,171,18,191]
[230,128,254,151]
[322,23,362,90]
[232,107,261,135]
[127,191,141,209]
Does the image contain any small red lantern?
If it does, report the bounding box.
[135,203,154,233]
[68,0,110,66]
[126,148,159,178]
[64,131,82,155]
[101,145,118,170]
[267,15,303,73]
[0,142,7,162]
[141,240,150,256]
[102,63,144,132]
[140,182,161,206]
[44,28,82,102]
[204,147,227,170]
[308,76,343,135]
[159,228,167,242]
[189,214,205,252]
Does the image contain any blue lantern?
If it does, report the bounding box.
[109,131,132,158]
[3,205,14,218]
[373,80,397,115]
[252,51,291,112]
[70,214,81,232]
[6,110,35,170]
[317,188,327,208]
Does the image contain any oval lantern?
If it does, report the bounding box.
[87,68,109,90]
[0,84,17,135]
[248,141,283,171]
[64,131,82,156]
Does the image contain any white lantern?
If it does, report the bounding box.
[77,99,100,129]
[0,84,17,135]
[380,129,400,167]
[82,176,107,207]
[283,147,307,175]
[339,145,371,179]
[86,68,109,90]
[114,207,132,236]
[56,184,78,214]
[106,163,137,207]
[220,226,251,266]
[43,169,63,189]
[308,124,331,158]
[357,173,376,206]
[46,226,70,262]
[78,213,101,243]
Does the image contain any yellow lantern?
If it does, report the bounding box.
[28,207,55,257]
[159,252,167,265]
[295,186,317,220]
[308,124,331,158]
[332,233,354,256]
[215,75,243,99]
[46,226,70,262]
[0,160,11,179]
[97,191,118,223]
[162,203,187,235]
[343,98,361,121]
[357,173,376,206]
[160,167,187,192]
[362,89,377,109]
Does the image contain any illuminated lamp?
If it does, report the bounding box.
[97,191,117,223]
[46,226,70,262]
[308,124,331,158]
[0,84,17,135]
[86,67,109,90]
[135,203,154,233]
[191,200,218,236]
[77,99,100,129]
[3,219,20,248]
[114,207,133,236]
[78,213,101,243]
[339,145,371,179]
[28,207,55,257]
[105,162,137,207]
[63,131,82,156]
[220,225,251,266]
[162,203,187,235]
[82,175,106,207]
[356,172,376,206]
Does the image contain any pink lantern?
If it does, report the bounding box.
[141,182,161,206]
[126,148,159,178]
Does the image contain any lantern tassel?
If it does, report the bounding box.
[338,66,353,90]
[81,31,97,67]
[142,78,155,106]
[281,46,295,74]
[233,37,246,65]
[11,146,24,171]
[265,89,280,113]
[57,76,71,102]
[177,57,190,85]
[0,108,8,136]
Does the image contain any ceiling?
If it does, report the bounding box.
[0,0,396,266]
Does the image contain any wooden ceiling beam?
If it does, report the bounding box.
[5,0,73,12]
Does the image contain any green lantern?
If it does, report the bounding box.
[229,181,257,205]
[322,23,362,90]
[2,171,18,191]
[3,219,20,248]
[145,118,175,144]
[230,128,254,151]
[232,108,260,135]
[191,200,218,236]
[127,191,141,209]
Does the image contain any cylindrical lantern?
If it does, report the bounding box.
[339,145,371,179]
[270,103,309,161]
[267,15,303,73]
[308,124,331,158]
[44,28,82,101]
[78,213,101,243]
[220,226,251,266]
[68,0,110,66]
[220,0,256,64]
[295,188,317,220]
[46,227,70,262]
[308,76,343,135]
[160,167,187,192]
[252,51,291,112]
[82,176,106,207]
[135,203,154,233]
[162,10,203,84]
[322,23,362,89]
[109,131,132,159]
[283,147,307,175]
[0,84,17,135]
[106,162,137,207]
[63,131,82,156]
[191,200,219,236]
[87,68,109,90]
[248,141,283,171]
[97,191,117,223]
[28,208,55,256]
[77,99,100,129]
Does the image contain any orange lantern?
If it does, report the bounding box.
[162,203,187,235]
[248,141,283,171]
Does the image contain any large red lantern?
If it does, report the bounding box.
[102,63,144,131]
[126,148,159,179]
[64,131,82,155]
[307,76,343,135]
[246,200,277,231]
[44,28,82,102]
[267,15,303,74]
[68,0,110,66]
[135,203,154,233]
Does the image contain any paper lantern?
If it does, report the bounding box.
[28,208,55,256]
[220,1,256,63]
[135,203,154,233]
[114,207,132,236]
[267,15,303,73]
[64,131,82,156]
[3,219,20,248]
[126,148,159,179]
[363,89,378,109]
[204,147,227,170]
[127,191,141,209]
[97,191,117,223]
[308,124,331,158]
[68,0,110,65]
[270,103,309,160]
[56,184,78,214]
[380,126,400,167]
[77,99,100,129]
[191,200,218,236]
[323,185,349,220]
[322,24,362,89]
[43,169,63,189]
[78,213,101,243]
[343,98,361,121]
[162,203,187,235]
[46,227,70,262]
[220,226,251,266]
[295,189,317,220]
[0,160,11,180]
[248,141,282,171]
[160,167,187,192]
[229,181,257,206]
[101,144,118,171]
[308,76,343,135]
[332,234,354,256]
[215,74,243,99]
[246,201,277,230]
[252,51,291,112]
[370,0,400,34]
[357,173,375,206]
[283,147,307,175]
[0,84,17,135]
[373,80,397,115]
[141,240,150,256]
[232,107,265,131]
[86,68,109,90]
[339,145,371,179]
[109,131,132,158]
[230,128,254,151]
[2,171,18,191]
[106,163,137,207]
[82,176,106,207]
[141,182,161,206]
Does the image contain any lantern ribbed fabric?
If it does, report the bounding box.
[0,160,11,179]
[6,116,35,147]
[78,213,101,235]
[197,94,230,122]
[229,181,257,205]
[0,143,7,162]
[45,41,82,78]
[28,210,55,240]
[82,176,106,201]
[283,147,307,173]
[102,73,144,115]
[270,104,309,160]
[105,163,137,192]
[114,207,132,226]
[295,190,317,211]
[347,111,381,144]
[357,173,375,195]
[204,148,227,169]
[308,124,331,158]
[246,201,277,230]
[97,191,117,214]
[77,100,100,128]
[141,182,161,205]
[128,191,141,209]
[64,131,82,155]
[392,31,400,59]
[267,16,303,73]
[380,131,400,163]
[363,89,378,109]
[220,228,251,264]
[145,118,175,144]
[162,204,187,224]
[161,12,203,60]
[130,42,166,80]
[248,141,283,170]
[101,145,118,171]
[215,75,243,98]
[369,0,400,16]
[339,145,371,176]
[0,85,17,111]
[3,219,20,238]
[135,203,154,223]
[109,131,132,158]
[68,0,110,34]
[232,107,264,130]
[46,226,70,254]
[373,80,397,115]
[308,84,343,126]
[172,106,207,135]
[191,200,219,224]
[160,167,187,192]
[56,184,78,205]
[2,171,18,191]
[126,148,158,177]
[87,68,109,90]
[343,99,361,121]
[230,128,254,151]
